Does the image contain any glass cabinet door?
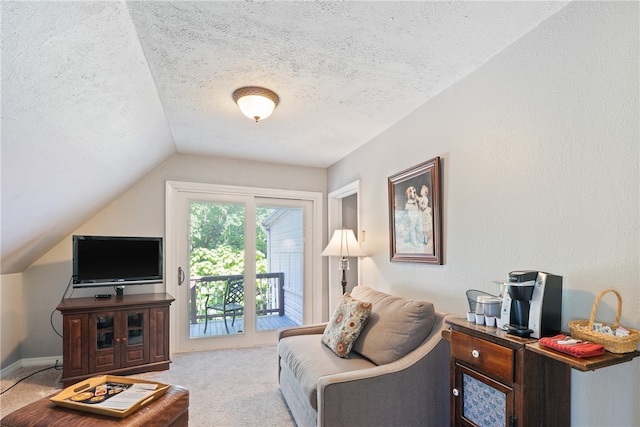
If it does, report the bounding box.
[90,309,149,371]
[120,309,149,368]
[127,312,144,346]
[95,314,115,350]
[89,311,118,373]
[454,363,514,427]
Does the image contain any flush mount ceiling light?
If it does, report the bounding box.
[232,86,279,122]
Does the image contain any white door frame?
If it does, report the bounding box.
[165,181,324,353]
[326,180,361,314]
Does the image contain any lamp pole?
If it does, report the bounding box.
[322,228,365,297]
[339,257,349,294]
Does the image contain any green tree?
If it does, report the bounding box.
[189,202,269,254]
[190,246,267,277]
[189,202,272,318]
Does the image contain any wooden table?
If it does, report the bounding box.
[0,385,188,427]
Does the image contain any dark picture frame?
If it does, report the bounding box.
[388,157,442,264]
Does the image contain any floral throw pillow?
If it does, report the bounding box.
[321,293,372,358]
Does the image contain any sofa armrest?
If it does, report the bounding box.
[277,323,327,341]
[277,323,328,389]
[316,313,453,427]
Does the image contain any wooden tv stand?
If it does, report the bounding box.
[56,293,174,387]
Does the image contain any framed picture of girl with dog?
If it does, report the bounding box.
[388,156,442,264]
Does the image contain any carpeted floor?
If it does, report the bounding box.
[0,362,63,417]
[0,345,295,426]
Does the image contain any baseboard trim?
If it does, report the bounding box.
[1,356,62,377]
[0,360,22,377]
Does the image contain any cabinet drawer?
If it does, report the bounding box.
[451,330,514,383]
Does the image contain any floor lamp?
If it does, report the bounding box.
[322,228,366,295]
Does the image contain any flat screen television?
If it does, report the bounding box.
[72,235,163,287]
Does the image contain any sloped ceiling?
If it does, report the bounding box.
[1,1,568,274]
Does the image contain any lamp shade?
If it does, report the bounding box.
[233,86,279,122]
[321,228,366,257]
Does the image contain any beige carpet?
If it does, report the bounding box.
[1,345,295,426]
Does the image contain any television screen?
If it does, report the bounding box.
[72,235,163,286]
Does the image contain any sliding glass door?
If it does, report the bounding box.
[166,182,320,353]
[254,199,307,332]
[188,200,246,337]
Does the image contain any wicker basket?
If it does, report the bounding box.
[568,289,640,354]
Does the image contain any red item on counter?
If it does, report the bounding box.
[538,334,605,358]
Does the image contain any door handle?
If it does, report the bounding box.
[178,267,185,286]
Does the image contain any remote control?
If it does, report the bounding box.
[95,294,112,299]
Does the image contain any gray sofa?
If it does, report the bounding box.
[277,285,452,427]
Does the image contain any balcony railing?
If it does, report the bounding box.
[189,272,285,324]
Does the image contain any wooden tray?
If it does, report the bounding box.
[50,375,170,418]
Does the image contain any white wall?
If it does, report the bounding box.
[0,273,23,368]
[17,154,326,361]
[327,2,638,426]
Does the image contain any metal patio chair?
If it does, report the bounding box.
[204,278,244,334]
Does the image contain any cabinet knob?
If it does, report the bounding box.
[115,338,120,343]
[122,337,127,342]
[452,388,459,397]
[472,349,480,358]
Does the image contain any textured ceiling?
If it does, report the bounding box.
[1,1,568,273]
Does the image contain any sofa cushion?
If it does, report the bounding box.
[321,293,372,357]
[350,285,436,365]
[278,334,376,410]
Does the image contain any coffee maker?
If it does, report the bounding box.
[500,270,562,338]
